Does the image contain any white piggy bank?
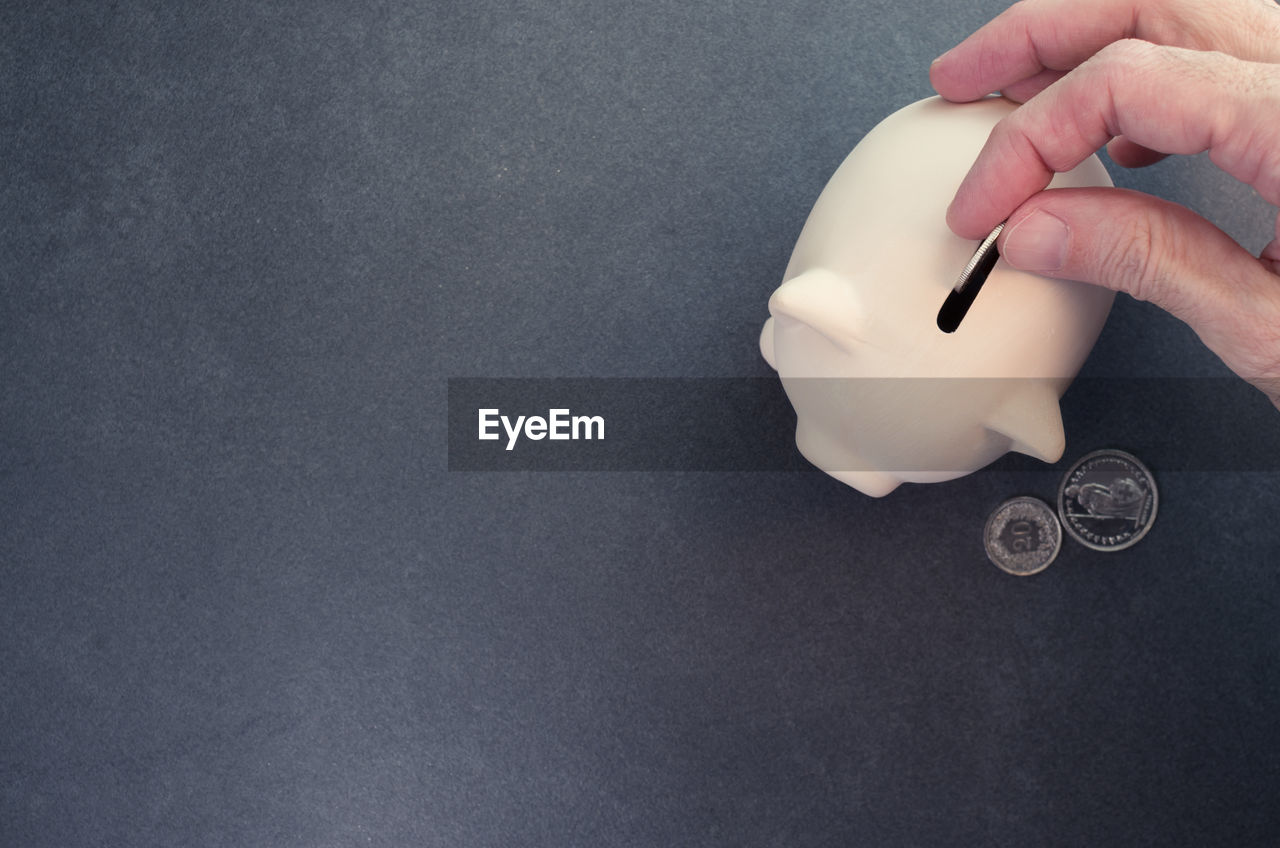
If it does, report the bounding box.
[760,96,1114,497]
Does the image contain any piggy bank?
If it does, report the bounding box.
[760,96,1114,497]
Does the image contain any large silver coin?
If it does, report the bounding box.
[1057,449,1158,552]
[984,496,1062,575]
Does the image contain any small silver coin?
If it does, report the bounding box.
[984,496,1062,576]
[1057,449,1158,552]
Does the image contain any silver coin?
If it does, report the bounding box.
[1057,449,1158,552]
[984,496,1062,575]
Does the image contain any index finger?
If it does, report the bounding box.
[947,41,1280,239]
[930,0,1280,103]
[931,0,1144,102]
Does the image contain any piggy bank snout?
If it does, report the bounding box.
[767,268,868,355]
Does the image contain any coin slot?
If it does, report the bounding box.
[937,243,1000,333]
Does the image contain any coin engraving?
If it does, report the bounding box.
[984,496,1062,575]
[1057,449,1158,552]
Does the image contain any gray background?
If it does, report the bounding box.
[4,1,1279,845]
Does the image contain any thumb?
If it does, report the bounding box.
[997,188,1280,403]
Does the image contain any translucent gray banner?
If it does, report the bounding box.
[447,377,1280,472]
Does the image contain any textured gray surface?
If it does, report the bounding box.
[4,1,1279,846]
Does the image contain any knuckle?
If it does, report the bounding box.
[1093,38,1160,67]
[1098,214,1165,302]
[974,47,1006,92]
[993,103,1060,175]
[1230,285,1280,380]
[1228,324,1280,390]
[1082,39,1166,90]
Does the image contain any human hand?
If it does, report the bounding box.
[930,0,1280,406]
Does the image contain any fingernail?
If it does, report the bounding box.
[1002,210,1070,272]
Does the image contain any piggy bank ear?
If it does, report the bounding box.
[767,268,866,354]
[760,318,778,369]
[984,381,1066,463]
